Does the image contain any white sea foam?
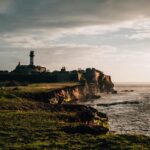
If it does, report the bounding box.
[79,84,150,136]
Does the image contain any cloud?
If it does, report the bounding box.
[1,0,150,82]
[125,17,150,40]
[128,33,150,40]
[0,0,15,14]
[1,17,149,48]
[1,0,150,48]
[0,44,118,70]
[1,0,150,33]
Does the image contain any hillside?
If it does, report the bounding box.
[0,83,149,149]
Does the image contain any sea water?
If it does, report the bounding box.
[79,84,150,136]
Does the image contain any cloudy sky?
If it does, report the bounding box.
[1,0,150,82]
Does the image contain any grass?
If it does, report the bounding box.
[0,83,150,149]
[0,82,80,93]
[0,110,149,150]
[0,82,80,103]
[1,82,82,103]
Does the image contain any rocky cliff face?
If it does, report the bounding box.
[49,79,115,104]
[50,68,116,104]
[0,67,115,104]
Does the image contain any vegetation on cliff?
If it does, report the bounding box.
[0,83,149,149]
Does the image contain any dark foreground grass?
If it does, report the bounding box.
[0,110,150,150]
[0,85,150,150]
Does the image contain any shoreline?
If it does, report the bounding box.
[0,82,149,149]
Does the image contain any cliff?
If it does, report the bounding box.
[49,81,114,104]
[0,52,115,93]
[0,85,149,149]
[0,67,116,104]
[0,82,115,104]
[0,67,114,88]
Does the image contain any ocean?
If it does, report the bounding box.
[79,84,150,136]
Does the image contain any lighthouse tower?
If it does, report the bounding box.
[29,51,34,66]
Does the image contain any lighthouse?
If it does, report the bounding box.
[29,51,34,66]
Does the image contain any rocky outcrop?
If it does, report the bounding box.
[0,94,109,135]
[49,85,88,104]
[13,78,115,104]
[60,104,109,134]
[0,67,116,104]
[0,77,115,105]
[49,82,115,104]
[48,68,116,104]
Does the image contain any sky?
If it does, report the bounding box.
[0,0,150,82]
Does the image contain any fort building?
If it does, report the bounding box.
[11,51,46,74]
[0,51,114,93]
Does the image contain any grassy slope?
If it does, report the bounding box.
[0,82,80,103]
[0,109,149,150]
[0,84,150,150]
[0,82,80,93]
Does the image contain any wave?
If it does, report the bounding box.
[97,100,140,107]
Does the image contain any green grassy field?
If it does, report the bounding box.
[0,82,79,93]
[0,110,149,149]
[0,83,150,149]
[0,82,80,103]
